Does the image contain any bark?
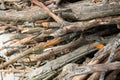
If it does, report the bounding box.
[28,43,98,80]
[105,70,120,80]
[60,62,120,80]
[0,1,120,22]
[32,0,63,23]
[61,1,120,21]
[0,34,76,69]
[51,16,120,37]
[0,0,20,2]
[70,36,120,80]
[87,72,101,80]
[0,6,48,22]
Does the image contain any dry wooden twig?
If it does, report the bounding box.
[51,16,120,37]
[28,42,98,80]
[32,0,63,23]
[60,62,120,80]
[70,36,120,80]
[0,34,76,69]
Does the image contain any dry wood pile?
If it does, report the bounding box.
[0,0,120,80]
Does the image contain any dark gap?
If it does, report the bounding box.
[84,24,120,37]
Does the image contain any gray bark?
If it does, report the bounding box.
[0,1,120,22]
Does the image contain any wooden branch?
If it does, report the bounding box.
[22,33,110,63]
[105,70,120,80]
[0,35,35,50]
[0,69,30,73]
[21,27,44,34]
[51,16,120,37]
[60,62,120,80]
[0,6,48,22]
[61,1,120,20]
[32,0,63,23]
[11,35,34,46]
[117,24,120,29]
[22,37,87,62]
[0,1,119,22]
[70,36,120,80]
[0,34,75,69]
[28,43,98,80]
[4,48,19,56]
[99,36,120,80]
[0,0,20,3]
[76,46,120,80]
[87,72,101,80]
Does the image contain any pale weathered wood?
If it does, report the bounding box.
[61,1,120,21]
[0,1,119,22]
[28,43,98,80]
[0,34,75,69]
[51,16,120,37]
[60,62,120,80]
[70,36,120,80]
[0,6,48,22]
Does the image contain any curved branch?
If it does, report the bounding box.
[0,6,48,22]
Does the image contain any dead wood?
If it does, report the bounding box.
[0,33,76,69]
[51,16,120,37]
[4,48,19,56]
[0,0,20,2]
[0,1,120,22]
[0,69,30,73]
[0,6,48,22]
[21,32,114,63]
[0,0,120,80]
[74,45,120,80]
[59,62,120,80]
[105,70,120,80]
[60,1,120,21]
[28,42,98,80]
[32,0,63,23]
[21,27,44,34]
[70,36,120,80]
[117,24,120,29]
[99,36,120,80]
[87,72,101,80]
[24,37,85,62]
[0,35,35,50]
